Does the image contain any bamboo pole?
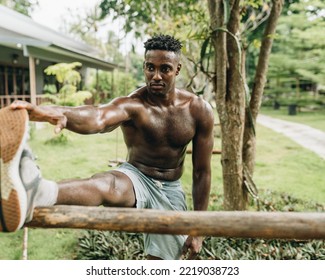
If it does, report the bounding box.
[26,206,325,240]
[22,227,28,260]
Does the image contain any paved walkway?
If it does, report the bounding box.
[257,115,325,160]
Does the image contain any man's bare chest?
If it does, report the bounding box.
[129,107,196,147]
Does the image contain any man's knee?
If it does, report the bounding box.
[90,171,135,207]
[90,172,117,196]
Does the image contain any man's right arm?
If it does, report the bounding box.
[10,98,132,135]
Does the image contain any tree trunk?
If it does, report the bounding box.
[208,0,246,210]
[209,0,284,210]
[243,0,284,175]
[223,0,246,210]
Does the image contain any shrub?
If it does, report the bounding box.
[200,237,325,260]
[77,230,145,260]
[44,133,69,145]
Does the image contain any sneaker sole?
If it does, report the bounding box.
[0,107,29,232]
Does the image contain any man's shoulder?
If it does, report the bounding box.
[176,88,200,105]
[128,86,148,99]
[178,89,212,111]
[178,90,214,124]
[111,86,147,105]
[177,88,196,96]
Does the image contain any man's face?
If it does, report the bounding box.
[143,50,181,96]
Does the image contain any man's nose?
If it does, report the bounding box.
[152,70,162,81]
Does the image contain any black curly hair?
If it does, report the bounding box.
[144,34,182,56]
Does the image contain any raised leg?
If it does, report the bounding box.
[0,105,136,232]
[56,171,136,207]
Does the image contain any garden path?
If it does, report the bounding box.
[257,114,325,160]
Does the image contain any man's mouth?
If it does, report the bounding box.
[150,83,164,89]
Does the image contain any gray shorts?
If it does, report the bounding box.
[116,162,187,260]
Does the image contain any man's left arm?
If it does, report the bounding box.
[182,99,214,259]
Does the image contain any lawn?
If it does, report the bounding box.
[0,110,324,259]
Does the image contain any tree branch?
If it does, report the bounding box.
[250,0,284,120]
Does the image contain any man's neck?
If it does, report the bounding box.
[146,87,177,107]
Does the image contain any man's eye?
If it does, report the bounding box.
[147,66,154,71]
[161,67,170,73]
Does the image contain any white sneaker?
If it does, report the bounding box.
[19,147,58,222]
[19,148,42,222]
[1,107,58,232]
[0,106,29,232]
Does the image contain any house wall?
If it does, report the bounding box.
[0,45,50,95]
[0,45,79,95]
[1,44,95,108]
[0,45,28,67]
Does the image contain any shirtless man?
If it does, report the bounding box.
[0,34,214,260]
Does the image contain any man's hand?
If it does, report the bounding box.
[181,236,203,260]
[10,100,67,134]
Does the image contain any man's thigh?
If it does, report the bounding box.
[58,170,136,207]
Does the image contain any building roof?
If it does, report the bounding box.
[0,5,118,71]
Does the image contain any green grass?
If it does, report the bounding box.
[0,227,81,260]
[0,111,324,259]
[256,107,325,203]
[255,124,325,203]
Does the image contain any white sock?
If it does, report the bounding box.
[20,152,58,222]
[34,179,58,207]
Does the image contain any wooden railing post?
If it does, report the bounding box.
[28,56,37,105]
[26,206,325,240]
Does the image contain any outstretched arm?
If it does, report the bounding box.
[182,98,214,259]
[10,97,132,134]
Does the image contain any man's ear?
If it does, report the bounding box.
[176,63,182,75]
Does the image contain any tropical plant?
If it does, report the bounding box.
[44,62,92,106]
